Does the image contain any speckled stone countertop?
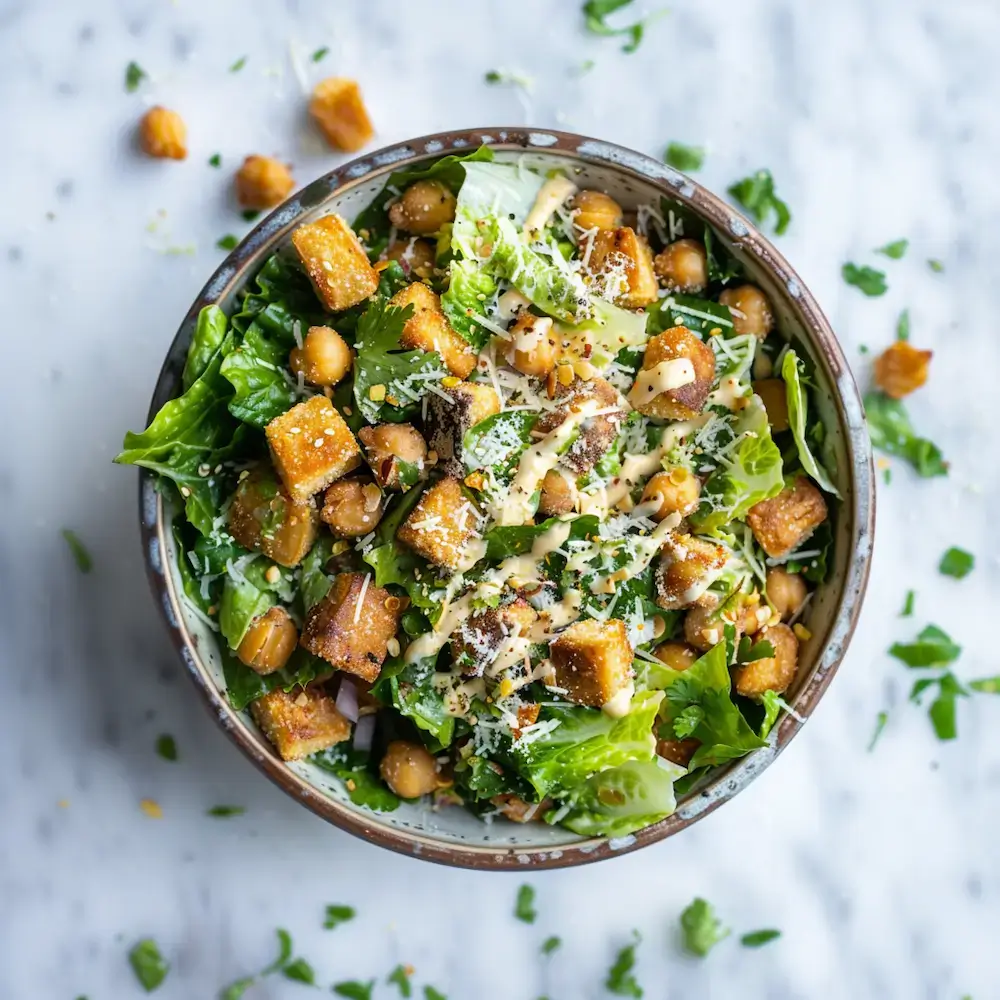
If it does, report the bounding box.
[3,1,999,997]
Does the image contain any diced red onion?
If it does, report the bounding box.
[335,677,359,723]
[353,713,375,752]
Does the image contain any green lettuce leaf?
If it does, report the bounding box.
[379,659,455,748]
[781,350,839,496]
[311,744,401,811]
[560,299,649,369]
[219,560,276,649]
[463,410,538,478]
[647,294,734,338]
[440,258,497,350]
[864,391,948,477]
[222,645,328,712]
[221,325,299,427]
[182,305,228,391]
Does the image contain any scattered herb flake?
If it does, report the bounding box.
[207,805,245,817]
[864,392,948,478]
[312,46,330,62]
[842,262,887,296]
[541,935,562,955]
[582,0,664,54]
[484,68,533,89]
[155,734,178,761]
[62,529,93,573]
[727,169,791,235]
[282,958,315,985]
[605,931,642,997]
[263,929,294,975]
[423,988,447,1000]
[209,153,222,168]
[387,965,413,997]
[334,981,374,1000]
[129,939,169,992]
[217,234,239,252]
[928,258,945,273]
[876,238,909,260]
[858,344,869,354]
[665,141,705,172]
[515,884,537,923]
[323,904,356,929]
[970,676,1000,694]
[740,929,782,948]
[926,673,968,740]
[868,711,888,751]
[680,898,730,957]
[125,61,147,93]
[229,56,247,73]
[889,624,961,669]
[219,976,256,1000]
[901,590,916,617]
[939,547,974,580]
[241,209,260,223]
[883,467,892,485]
[896,309,910,341]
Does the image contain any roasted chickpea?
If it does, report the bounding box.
[507,313,559,378]
[236,155,295,210]
[683,605,724,651]
[538,469,576,517]
[491,793,551,823]
[237,606,298,674]
[139,106,187,160]
[873,341,931,399]
[320,477,384,538]
[570,189,624,232]
[358,423,428,490]
[379,740,446,798]
[388,180,456,235]
[386,237,436,279]
[719,284,774,339]
[653,239,708,293]
[641,467,701,519]
[289,326,353,387]
[654,641,698,671]
[766,566,808,622]
[753,378,789,432]
[733,623,799,697]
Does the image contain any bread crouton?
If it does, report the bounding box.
[586,226,658,308]
[732,623,799,697]
[300,572,401,682]
[549,618,633,708]
[250,686,351,760]
[390,282,477,378]
[873,341,931,399]
[309,77,374,152]
[235,155,294,210]
[291,214,379,312]
[425,380,501,474]
[228,463,319,567]
[632,326,716,420]
[397,477,479,571]
[139,106,187,160]
[535,375,623,474]
[451,598,538,677]
[747,476,828,558]
[265,396,362,502]
[655,534,728,610]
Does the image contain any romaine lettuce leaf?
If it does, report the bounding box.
[220,325,300,427]
[219,561,276,649]
[781,349,840,497]
[558,299,648,370]
[221,645,329,712]
[182,305,228,391]
[440,258,497,350]
[463,410,538,478]
[647,294,734,338]
[376,658,455,748]
[311,744,401,812]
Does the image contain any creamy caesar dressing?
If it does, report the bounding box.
[602,680,635,718]
[626,358,696,407]
[523,175,578,240]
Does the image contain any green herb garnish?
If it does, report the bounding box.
[970,677,1000,694]
[423,988,447,1000]
[876,238,908,259]
[155,734,178,761]
[125,61,147,92]
[515,884,537,923]
[241,209,260,223]
[911,672,967,741]
[129,939,169,992]
[928,258,945,273]
[901,590,915,617]
[387,965,413,996]
[312,46,330,62]
[728,169,791,235]
[939,547,974,580]
[680,898,729,957]
[842,263,887,296]
[582,0,664,53]
[867,711,888,751]
[282,958,315,985]
[541,935,562,955]
[740,929,781,947]
[864,392,947,477]
[217,234,239,252]
[484,68,533,88]
[334,981,374,1000]
[896,309,910,341]
[207,805,245,817]
[889,624,961,668]
[229,56,247,73]
[664,142,705,172]
[220,927,293,999]
[605,931,642,996]
[209,153,222,168]
[324,904,356,929]
[62,529,93,573]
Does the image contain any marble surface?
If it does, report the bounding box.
[3,0,1000,996]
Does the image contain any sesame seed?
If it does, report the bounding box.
[314,438,324,448]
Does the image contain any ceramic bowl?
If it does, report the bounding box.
[139,127,874,869]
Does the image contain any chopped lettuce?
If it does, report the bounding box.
[463,410,538,478]
[221,325,300,427]
[183,305,228,391]
[864,391,948,477]
[440,258,498,350]
[781,349,840,496]
[559,298,649,369]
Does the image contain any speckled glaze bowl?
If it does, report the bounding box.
[139,128,874,869]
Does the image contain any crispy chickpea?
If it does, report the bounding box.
[653,239,708,293]
[719,284,774,339]
[538,469,576,517]
[507,313,559,378]
[570,189,624,232]
[766,566,808,622]
[379,740,446,798]
[753,378,789,432]
[320,477,384,537]
[873,341,931,399]
[654,641,699,671]
[641,467,701,520]
[139,106,187,160]
[386,238,436,279]
[733,623,799,697]
[289,326,353,387]
[388,180,456,235]
[358,423,428,490]
[235,155,295,210]
[237,606,298,675]
[683,605,724,651]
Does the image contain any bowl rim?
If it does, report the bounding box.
[138,126,875,870]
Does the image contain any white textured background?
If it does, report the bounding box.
[2,1,999,997]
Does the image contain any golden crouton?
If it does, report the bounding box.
[237,607,299,675]
[139,106,187,160]
[632,327,716,420]
[535,375,623,474]
[358,423,428,490]
[874,341,931,399]
[732,623,799,697]
[655,534,729,610]
[300,572,401,682]
[250,686,351,760]
[390,282,477,378]
[228,463,319,567]
[425,380,501,473]
[235,155,295,210]
[309,77,374,152]
[397,477,479,572]
[265,396,362,502]
[538,469,577,517]
[451,598,538,677]
[586,226,658,308]
[747,476,828,558]
[320,477,384,538]
[549,618,633,708]
[291,214,379,313]
[753,378,789,432]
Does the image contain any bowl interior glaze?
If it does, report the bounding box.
[141,128,874,869]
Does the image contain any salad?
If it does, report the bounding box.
[117,147,838,838]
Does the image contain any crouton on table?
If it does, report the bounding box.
[309,77,374,152]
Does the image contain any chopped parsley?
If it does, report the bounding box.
[423,988,447,1000]
[241,209,260,223]
[515,883,537,923]
[324,903,356,929]
[387,965,413,997]
[541,935,562,955]
[876,238,908,259]
[582,0,664,53]
[911,672,967,741]
[209,153,222,168]
[128,939,169,992]
[62,529,93,573]
[896,309,910,341]
[740,929,782,947]
[868,711,888,751]
[864,392,947,478]
[282,958,316,985]
[680,898,729,957]
[207,805,245,817]
[155,734,178,761]
[889,624,961,669]
[970,677,1000,694]
[334,981,375,1000]
[727,169,791,235]
[125,61,147,92]
[842,263,887,296]
[901,590,916,617]
[605,931,642,997]
[229,56,247,73]
[938,547,974,580]
[664,141,705,172]
[217,234,239,252]
[220,928,294,999]
[312,46,330,62]
[484,68,534,89]
[928,258,945,273]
